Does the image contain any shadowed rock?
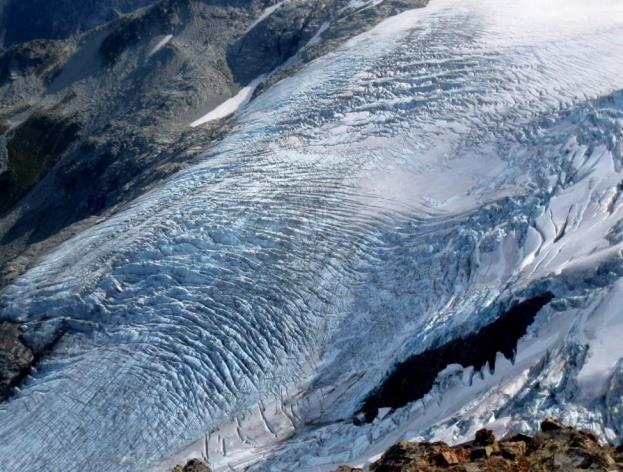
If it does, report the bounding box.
[360,293,554,422]
[0,321,33,401]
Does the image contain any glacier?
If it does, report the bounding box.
[2,0,623,470]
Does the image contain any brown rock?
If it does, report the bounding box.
[453,465,481,472]
[332,467,363,472]
[500,441,526,460]
[470,446,493,461]
[365,419,620,472]
[604,453,615,466]
[434,449,459,466]
[370,441,429,471]
[184,459,212,472]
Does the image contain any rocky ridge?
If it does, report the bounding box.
[332,420,623,472]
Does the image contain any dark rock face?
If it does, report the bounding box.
[0,320,65,403]
[540,417,565,432]
[99,0,193,64]
[0,111,80,214]
[227,0,331,85]
[474,429,496,447]
[332,420,623,472]
[0,39,68,85]
[0,0,157,47]
[360,293,555,422]
[0,321,34,401]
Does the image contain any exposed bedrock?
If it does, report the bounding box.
[0,321,33,402]
[0,39,70,85]
[0,111,80,215]
[359,293,555,423]
[227,0,334,85]
[333,419,623,472]
[0,320,64,403]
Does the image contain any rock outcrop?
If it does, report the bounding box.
[333,420,623,472]
[170,458,212,472]
[0,321,34,401]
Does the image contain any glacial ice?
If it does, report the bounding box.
[2,0,623,471]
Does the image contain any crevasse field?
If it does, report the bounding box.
[2,0,623,470]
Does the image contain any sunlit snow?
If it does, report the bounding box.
[190,76,265,127]
[149,34,173,57]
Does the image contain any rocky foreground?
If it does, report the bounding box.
[333,419,623,472]
[170,419,622,471]
[170,459,212,472]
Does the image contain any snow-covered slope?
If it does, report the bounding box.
[1,0,623,470]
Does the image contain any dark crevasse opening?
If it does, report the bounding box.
[358,292,555,423]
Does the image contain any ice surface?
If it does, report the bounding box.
[1,0,623,471]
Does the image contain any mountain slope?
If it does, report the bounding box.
[0,0,157,47]
[0,0,426,289]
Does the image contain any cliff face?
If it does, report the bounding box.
[333,420,623,472]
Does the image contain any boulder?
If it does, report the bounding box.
[473,429,496,446]
[434,449,459,466]
[469,446,493,461]
[499,441,526,460]
[540,418,565,432]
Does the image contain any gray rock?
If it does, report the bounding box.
[0,321,34,401]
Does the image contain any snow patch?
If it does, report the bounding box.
[244,1,289,34]
[190,76,264,127]
[149,34,173,57]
